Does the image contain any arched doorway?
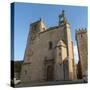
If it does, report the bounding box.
[47,65,53,81]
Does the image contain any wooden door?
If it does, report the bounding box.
[47,65,53,81]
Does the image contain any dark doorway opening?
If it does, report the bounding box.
[63,60,69,80]
[47,65,53,81]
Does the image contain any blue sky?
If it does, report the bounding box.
[14,2,87,63]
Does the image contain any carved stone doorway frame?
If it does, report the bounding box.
[44,59,54,81]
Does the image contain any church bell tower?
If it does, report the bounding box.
[58,10,75,80]
[59,10,67,26]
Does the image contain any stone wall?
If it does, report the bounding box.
[20,11,75,82]
[76,29,87,78]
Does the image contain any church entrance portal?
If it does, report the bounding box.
[44,59,54,81]
[47,65,53,81]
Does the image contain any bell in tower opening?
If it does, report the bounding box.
[59,10,67,26]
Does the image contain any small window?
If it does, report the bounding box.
[49,41,53,50]
[80,34,83,38]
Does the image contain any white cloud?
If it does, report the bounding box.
[73,45,79,64]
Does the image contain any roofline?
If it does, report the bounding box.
[38,26,58,34]
[30,19,41,26]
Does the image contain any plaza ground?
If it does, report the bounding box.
[15,79,87,88]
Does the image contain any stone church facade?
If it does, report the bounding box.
[20,10,75,82]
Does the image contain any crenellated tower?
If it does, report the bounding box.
[76,28,87,79]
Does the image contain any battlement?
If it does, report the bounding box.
[76,28,87,35]
[75,28,87,41]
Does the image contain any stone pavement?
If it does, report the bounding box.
[15,79,87,88]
